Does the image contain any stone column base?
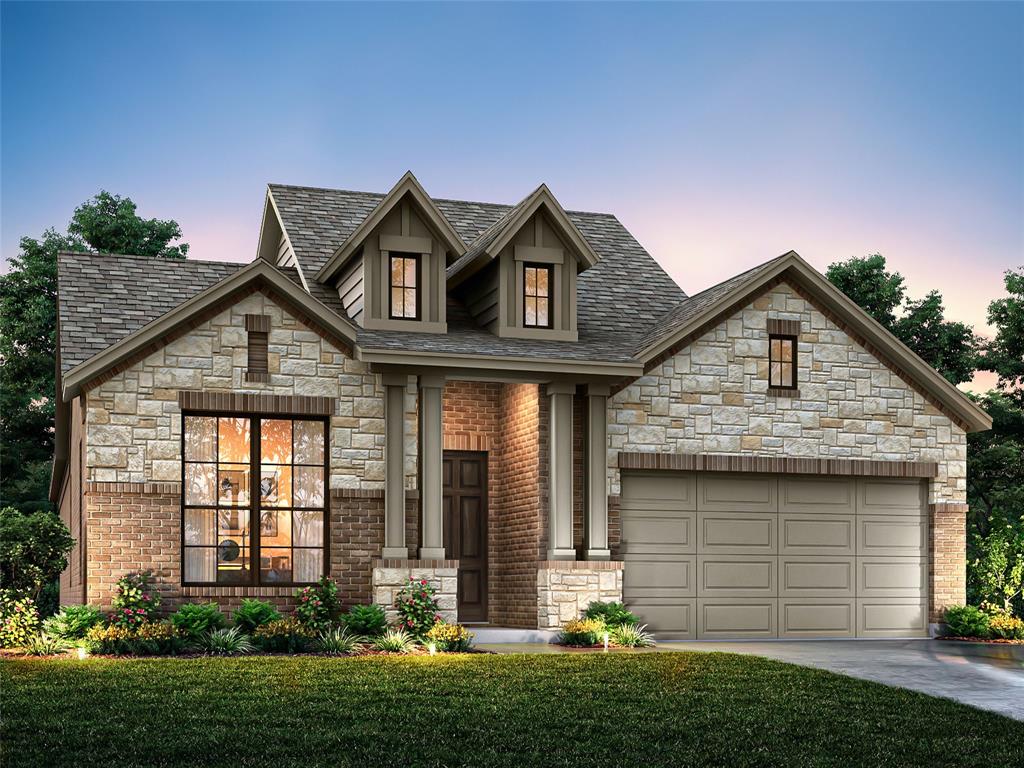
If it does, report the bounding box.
[372,559,460,625]
[536,561,624,631]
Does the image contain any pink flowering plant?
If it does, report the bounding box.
[110,571,161,628]
[395,577,441,637]
[293,577,339,631]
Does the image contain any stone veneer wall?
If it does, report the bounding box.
[83,291,419,490]
[537,561,623,630]
[372,560,459,625]
[608,281,967,505]
[83,482,387,614]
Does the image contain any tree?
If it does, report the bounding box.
[0,193,188,515]
[0,507,75,601]
[983,267,1024,400]
[825,254,980,384]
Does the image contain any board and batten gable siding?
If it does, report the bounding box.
[83,292,417,490]
[607,281,967,505]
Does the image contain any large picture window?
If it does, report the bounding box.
[389,252,419,320]
[182,414,327,586]
[523,263,553,328]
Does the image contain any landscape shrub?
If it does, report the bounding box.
[294,577,339,631]
[372,627,416,654]
[0,507,74,600]
[395,578,441,637]
[559,618,607,647]
[110,571,161,628]
[610,623,655,648]
[195,627,255,656]
[0,591,40,648]
[988,613,1024,641]
[342,604,387,637]
[943,605,991,638]
[316,627,364,655]
[253,618,316,653]
[231,599,281,634]
[583,601,638,629]
[85,621,184,656]
[425,621,473,652]
[170,602,226,639]
[41,605,104,641]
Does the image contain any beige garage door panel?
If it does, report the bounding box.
[619,510,696,555]
[621,471,697,509]
[698,555,776,596]
[780,599,855,637]
[698,512,777,554]
[858,479,927,515]
[698,599,777,638]
[627,599,695,638]
[780,476,856,514]
[779,514,855,555]
[856,599,928,637]
[623,557,694,598]
[858,516,927,557]
[857,558,927,598]
[697,474,777,512]
[779,557,854,597]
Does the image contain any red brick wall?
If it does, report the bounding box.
[930,502,967,622]
[81,482,386,617]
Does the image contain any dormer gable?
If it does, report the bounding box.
[315,172,466,333]
[450,185,599,342]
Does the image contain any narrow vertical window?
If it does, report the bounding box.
[245,314,270,382]
[389,253,419,320]
[769,334,797,389]
[523,263,553,328]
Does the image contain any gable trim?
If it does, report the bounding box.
[633,252,990,433]
[257,190,310,293]
[315,171,467,283]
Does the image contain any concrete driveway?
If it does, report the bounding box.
[658,639,1024,721]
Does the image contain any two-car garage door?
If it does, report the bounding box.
[620,472,929,639]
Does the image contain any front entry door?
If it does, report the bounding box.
[442,452,488,622]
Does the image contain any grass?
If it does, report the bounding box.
[2,652,1021,767]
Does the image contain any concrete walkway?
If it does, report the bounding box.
[478,639,1024,720]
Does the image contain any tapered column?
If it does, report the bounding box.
[382,375,408,559]
[585,384,611,560]
[418,373,446,560]
[547,382,576,560]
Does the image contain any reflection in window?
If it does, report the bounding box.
[182,415,326,585]
[769,335,797,388]
[524,264,552,328]
[389,253,418,319]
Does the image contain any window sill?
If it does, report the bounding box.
[181,585,304,597]
[244,370,271,383]
[767,387,800,398]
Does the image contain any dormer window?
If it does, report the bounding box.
[389,253,419,320]
[523,263,553,328]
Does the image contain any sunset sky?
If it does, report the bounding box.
[2,2,1021,390]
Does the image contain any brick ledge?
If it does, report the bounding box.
[538,560,624,571]
[373,559,459,569]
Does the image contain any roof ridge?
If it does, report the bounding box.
[58,250,247,268]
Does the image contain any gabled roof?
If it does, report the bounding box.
[58,254,357,400]
[314,171,468,282]
[446,184,602,287]
[634,251,992,433]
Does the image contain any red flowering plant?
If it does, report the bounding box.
[395,577,441,637]
[110,571,161,629]
[293,577,339,631]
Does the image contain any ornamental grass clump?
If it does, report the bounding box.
[253,618,316,653]
[0,592,40,648]
[610,623,655,648]
[110,571,161,629]
[372,627,416,654]
[425,621,473,652]
[294,577,339,631]
[315,627,364,655]
[559,618,607,647]
[195,627,255,656]
[395,578,441,637]
[41,605,104,642]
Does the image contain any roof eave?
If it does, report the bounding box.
[355,345,643,377]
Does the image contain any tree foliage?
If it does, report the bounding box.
[0,193,188,514]
[982,267,1024,400]
[825,253,906,330]
[0,507,75,600]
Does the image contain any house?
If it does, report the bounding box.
[51,172,990,639]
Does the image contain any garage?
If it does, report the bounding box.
[619,471,928,639]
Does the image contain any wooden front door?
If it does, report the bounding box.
[442,452,488,623]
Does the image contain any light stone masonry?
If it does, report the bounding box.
[537,564,624,630]
[608,282,967,504]
[372,563,459,625]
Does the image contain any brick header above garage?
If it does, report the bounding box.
[617,452,938,478]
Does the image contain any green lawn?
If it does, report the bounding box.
[2,652,1020,767]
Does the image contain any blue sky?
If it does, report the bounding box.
[2,1,1021,362]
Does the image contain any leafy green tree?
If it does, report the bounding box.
[0,507,75,601]
[983,267,1024,400]
[0,193,188,515]
[826,254,980,384]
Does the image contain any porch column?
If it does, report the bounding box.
[547,382,576,560]
[418,373,446,560]
[382,375,408,559]
[585,384,611,560]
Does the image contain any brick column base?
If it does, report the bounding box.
[536,561,624,630]
[373,559,459,625]
[929,502,968,623]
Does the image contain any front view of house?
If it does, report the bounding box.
[51,172,990,639]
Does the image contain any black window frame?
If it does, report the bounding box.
[180,412,330,588]
[388,252,421,321]
[522,262,554,329]
[768,334,798,389]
